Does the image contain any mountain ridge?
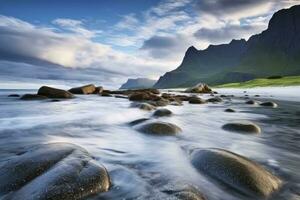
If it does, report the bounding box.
[120,78,156,89]
[154,5,300,88]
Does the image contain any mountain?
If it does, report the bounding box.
[154,5,300,88]
[120,78,157,89]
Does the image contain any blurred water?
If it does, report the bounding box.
[0,88,299,200]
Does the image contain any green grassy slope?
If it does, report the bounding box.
[215,76,300,88]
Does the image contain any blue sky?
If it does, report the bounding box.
[0,0,299,88]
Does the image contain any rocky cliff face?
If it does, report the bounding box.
[154,5,300,88]
[120,78,156,89]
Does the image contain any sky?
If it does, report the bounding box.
[0,0,299,89]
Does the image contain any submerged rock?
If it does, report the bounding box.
[245,100,258,105]
[153,108,172,117]
[222,122,261,134]
[0,143,110,200]
[8,94,20,97]
[207,97,222,103]
[164,186,206,200]
[188,97,206,104]
[224,108,236,113]
[20,94,48,100]
[137,122,181,135]
[139,103,156,111]
[191,149,281,198]
[69,84,96,94]
[101,92,113,97]
[260,102,278,108]
[185,83,212,93]
[38,86,74,99]
[129,118,149,126]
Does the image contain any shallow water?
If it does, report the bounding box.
[0,88,299,200]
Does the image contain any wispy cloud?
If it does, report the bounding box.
[0,0,299,88]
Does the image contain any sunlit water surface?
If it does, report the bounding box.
[0,88,299,200]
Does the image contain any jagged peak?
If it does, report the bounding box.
[186,46,198,53]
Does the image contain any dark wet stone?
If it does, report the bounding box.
[188,97,206,104]
[0,143,110,200]
[129,118,149,126]
[207,97,222,103]
[50,99,61,102]
[38,86,74,99]
[153,108,172,117]
[101,92,113,97]
[191,149,281,198]
[20,94,48,100]
[254,95,260,97]
[69,84,96,94]
[8,94,20,97]
[224,108,236,113]
[222,122,261,134]
[245,100,258,105]
[260,102,278,108]
[137,122,182,135]
[114,95,128,99]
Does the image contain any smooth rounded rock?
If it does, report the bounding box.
[153,108,172,117]
[260,102,278,108]
[207,97,222,103]
[139,103,156,111]
[38,86,74,99]
[188,97,206,104]
[20,94,48,100]
[137,122,182,135]
[8,94,20,97]
[222,122,261,134]
[69,84,96,94]
[224,108,236,113]
[245,100,258,105]
[0,143,110,200]
[191,149,281,198]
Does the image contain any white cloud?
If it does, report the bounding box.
[0,0,299,88]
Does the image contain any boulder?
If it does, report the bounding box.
[129,92,150,101]
[139,103,156,111]
[153,108,172,117]
[137,122,182,135]
[245,100,258,105]
[207,97,222,103]
[148,99,170,107]
[8,94,20,97]
[185,83,212,93]
[93,86,103,94]
[224,108,236,113]
[222,122,261,134]
[260,102,278,108]
[38,86,74,99]
[69,84,96,94]
[188,97,206,104]
[0,143,110,200]
[20,94,48,100]
[191,149,281,198]
[129,92,161,101]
